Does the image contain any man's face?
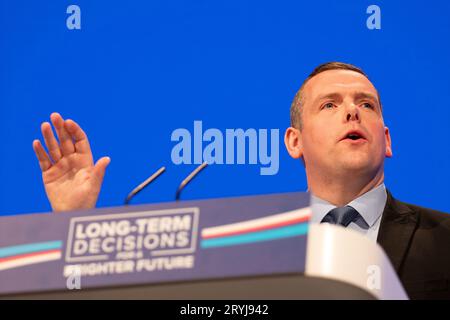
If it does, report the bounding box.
[286,69,392,177]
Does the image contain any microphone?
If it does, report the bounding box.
[175,162,208,201]
[124,166,166,205]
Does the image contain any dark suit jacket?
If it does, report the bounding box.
[377,190,450,300]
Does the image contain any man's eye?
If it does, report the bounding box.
[323,103,334,109]
[362,102,374,109]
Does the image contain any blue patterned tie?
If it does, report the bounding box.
[320,205,360,227]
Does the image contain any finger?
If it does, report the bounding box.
[32,139,52,172]
[93,157,111,182]
[64,119,92,155]
[41,121,62,163]
[50,112,75,156]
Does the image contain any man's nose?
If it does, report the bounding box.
[345,104,360,122]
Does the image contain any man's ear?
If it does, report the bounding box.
[384,126,393,158]
[284,127,303,159]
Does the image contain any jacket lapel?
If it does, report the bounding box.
[377,189,419,274]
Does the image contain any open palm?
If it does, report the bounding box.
[33,113,110,212]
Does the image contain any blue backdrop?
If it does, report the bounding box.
[1,0,449,216]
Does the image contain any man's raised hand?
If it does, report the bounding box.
[32,113,110,212]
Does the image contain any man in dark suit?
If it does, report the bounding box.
[284,61,450,300]
[32,62,450,299]
[378,190,450,299]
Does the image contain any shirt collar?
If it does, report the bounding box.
[310,183,387,227]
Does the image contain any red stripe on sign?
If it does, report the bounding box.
[0,249,61,263]
[202,215,309,239]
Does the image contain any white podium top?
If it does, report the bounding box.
[306,224,408,300]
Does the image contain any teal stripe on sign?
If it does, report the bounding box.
[201,223,308,249]
[0,241,62,258]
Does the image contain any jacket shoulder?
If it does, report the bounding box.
[395,199,450,229]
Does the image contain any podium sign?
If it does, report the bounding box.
[0,192,311,297]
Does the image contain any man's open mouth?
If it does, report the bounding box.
[346,133,363,140]
[340,130,367,142]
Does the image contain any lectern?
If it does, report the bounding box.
[0,192,407,299]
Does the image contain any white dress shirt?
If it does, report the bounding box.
[310,183,387,242]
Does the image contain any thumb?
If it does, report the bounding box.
[93,156,111,182]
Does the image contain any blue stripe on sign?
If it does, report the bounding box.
[201,223,308,249]
[0,241,62,258]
